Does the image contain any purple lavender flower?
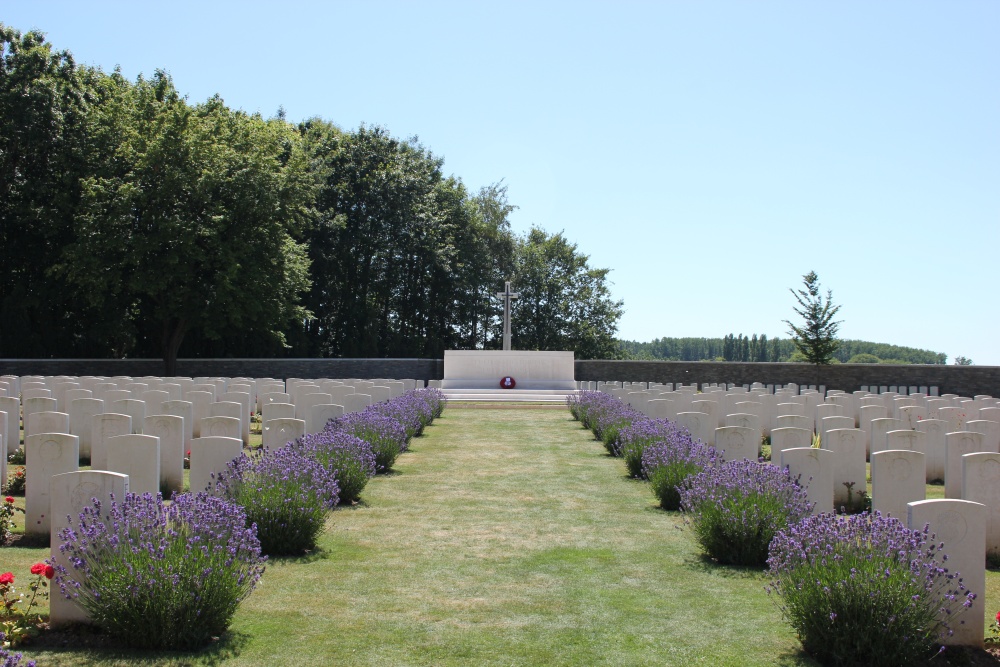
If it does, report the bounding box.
[617,418,691,479]
[331,410,407,473]
[680,460,812,566]
[641,427,718,511]
[53,492,265,650]
[296,429,376,504]
[768,512,975,665]
[215,444,340,555]
[0,634,34,667]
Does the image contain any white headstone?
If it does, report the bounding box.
[25,432,79,536]
[0,397,18,465]
[49,470,128,626]
[898,405,928,430]
[263,402,296,422]
[916,418,948,482]
[714,426,757,462]
[200,415,241,441]
[263,418,306,449]
[906,499,985,647]
[781,446,834,515]
[298,392,334,422]
[825,428,868,509]
[90,413,132,470]
[105,434,160,496]
[770,427,813,462]
[775,414,812,431]
[965,419,1000,452]
[342,393,372,414]
[869,417,904,455]
[307,404,344,435]
[871,449,925,520]
[23,396,57,420]
[109,399,145,434]
[68,397,104,460]
[143,414,185,495]
[961,452,1000,559]
[189,436,243,494]
[945,431,988,499]
[185,391,214,438]
[25,410,70,438]
[675,411,714,446]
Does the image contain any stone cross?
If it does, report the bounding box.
[496,281,519,351]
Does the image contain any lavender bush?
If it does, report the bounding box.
[296,430,376,504]
[768,512,976,666]
[591,400,644,455]
[368,392,432,442]
[641,429,718,510]
[617,418,689,479]
[54,492,265,650]
[334,411,408,473]
[0,635,33,667]
[215,445,339,555]
[569,391,614,431]
[412,387,446,420]
[680,460,812,566]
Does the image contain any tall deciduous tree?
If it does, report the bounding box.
[57,72,315,374]
[784,271,842,365]
[0,25,114,357]
[511,227,623,359]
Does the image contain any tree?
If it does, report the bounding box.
[510,227,623,359]
[783,271,842,365]
[57,72,316,374]
[954,356,973,366]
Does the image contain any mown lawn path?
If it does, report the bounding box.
[25,407,811,667]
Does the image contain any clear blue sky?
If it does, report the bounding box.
[6,1,998,363]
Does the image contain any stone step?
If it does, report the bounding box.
[441,389,579,403]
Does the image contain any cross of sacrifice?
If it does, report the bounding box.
[496,281,519,351]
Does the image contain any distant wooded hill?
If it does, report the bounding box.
[617,335,947,365]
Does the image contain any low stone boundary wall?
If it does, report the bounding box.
[0,358,444,382]
[574,360,1000,397]
[2,358,998,397]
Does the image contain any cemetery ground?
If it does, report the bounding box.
[3,408,1000,665]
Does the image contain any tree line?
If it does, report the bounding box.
[0,25,623,373]
[618,336,947,364]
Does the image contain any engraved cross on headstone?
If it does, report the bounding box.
[496,281,519,351]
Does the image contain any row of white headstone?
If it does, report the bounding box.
[590,380,998,647]
[0,373,423,627]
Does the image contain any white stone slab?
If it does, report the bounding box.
[871,449,925,520]
[907,499,985,647]
[441,350,576,390]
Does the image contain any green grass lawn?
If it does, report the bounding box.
[2,408,998,665]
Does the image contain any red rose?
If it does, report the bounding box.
[995,610,1000,624]
[4,496,12,504]
[44,565,54,580]
[30,563,45,576]
[0,572,13,585]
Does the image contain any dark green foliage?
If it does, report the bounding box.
[619,336,946,364]
[0,24,623,365]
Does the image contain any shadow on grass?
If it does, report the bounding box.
[10,532,50,549]
[30,625,250,666]
[772,647,822,666]
[266,546,331,565]
[682,553,770,580]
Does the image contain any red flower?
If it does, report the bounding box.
[0,572,13,585]
[995,610,1000,624]
[3,496,12,504]
[44,565,54,580]
[29,563,45,576]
